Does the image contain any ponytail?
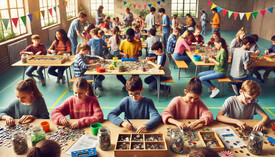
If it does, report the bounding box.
[16,78,42,98]
[112,28,120,45]
[185,77,202,95]
[73,78,95,97]
[26,140,61,157]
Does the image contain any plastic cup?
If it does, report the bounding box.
[40,121,50,133]
[90,123,102,136]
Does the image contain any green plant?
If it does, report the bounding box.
[135,9,150,18]
[67,15,74,19]
[46,21,55,26]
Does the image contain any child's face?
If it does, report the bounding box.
[214,42,222,50]
[128,90,142,101]
[81,49,89,55]
[153,49,162,55]
[245,43,253,50]
[159,12,163,16]
[272,40,275,45]
[15,90,33,105]
[213,34,218,40]
[194,30,201,36]
[184,91,200,104]
[240,33,246,40]
[174,31,179,36]
[56,31,62,40]
[32,39,40,47]
[126,35,134,42]
[74,88,88,100]
[241,91,258,105]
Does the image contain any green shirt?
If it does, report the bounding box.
[214,49,228,74]
[0,97,49,119]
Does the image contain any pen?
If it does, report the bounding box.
[125,117,136,131]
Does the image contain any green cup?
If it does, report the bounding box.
[90,123,102,136]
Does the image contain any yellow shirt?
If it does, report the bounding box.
[212,13,220,28]
[119,39,142,59]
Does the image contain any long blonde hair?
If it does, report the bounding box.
[235,27,246,42]
[176,30,192,45]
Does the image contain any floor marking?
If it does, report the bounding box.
[263,108,275,118]
[0,76,22,94]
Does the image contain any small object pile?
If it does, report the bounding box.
[11,130,28,154]
[98,126,111,151]
[145,135,162,141]
[117,142,129,150]
[146,143,165,150]
[132,134,143,141]
[30,126,45,146]
[131,143,144,150]
[118,135,130,141]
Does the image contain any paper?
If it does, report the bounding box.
[65,135,98,154]
[212,126,246,149]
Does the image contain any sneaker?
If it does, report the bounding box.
[61,76,66,84]
[210,88,220,98]
[41,79,46,86]
[230,83,239,96]
[98,84,104,91]
[122,85,126,91]
[56,78,60,83]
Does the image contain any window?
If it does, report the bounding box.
[90,0,114,17]
[0,0,26,42]
[66,0,77,19]
[171,0,198,18]
[39,0,58,27]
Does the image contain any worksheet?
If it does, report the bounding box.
[65,135,98,154]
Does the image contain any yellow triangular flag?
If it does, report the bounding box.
[41,10,45,18]
[211,3,217,10]
[34,11,40,20]
[246,12,251,20]
[153,2,156,7]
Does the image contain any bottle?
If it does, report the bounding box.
[170,128,184,153]
[12,131,28,154]
[30,126,46,146]
[98,126,111,151]
[247,131,264,154]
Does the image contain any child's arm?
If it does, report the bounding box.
[48,41,56,54]
[40,44,48,55]
[76,55,90,70]
[253,111,270,131]
[20,45,34,55]
[0,101,17,126]
[107,99,126,126]
[189,101,213,129]
[216,110,248,130]
[51,98,71,126]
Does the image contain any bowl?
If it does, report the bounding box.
[193,55,201,61]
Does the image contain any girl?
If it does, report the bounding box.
[198,38,228,98]
[82,24,95,44]
[161,77,213,129]
[96,5,104,25]
[51,78,104,129]
[206,30,221,47]
[88,28,106,57]
[0,78,49,126]
[136,15,143,28]
[185,14,196,32]
[229,27,246,54]
[26,140,61,157]
[173,30,192,62]
[48,29,72,83]
[189,25,204,45]
[113,17,121,27]
[108,27,121,57]
[172,14,178,30]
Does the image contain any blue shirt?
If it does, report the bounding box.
[74,54,99,76]
[107,96,161,130]
[162,15,170,33]
[267,45,275,54]
[166,34,177,54]
[88,38,107,56]
[68,19,80,39]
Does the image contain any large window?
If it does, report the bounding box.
[40,0,58,27]
[90,0,114,17]
[66,0,77,19]
[171,0,198,18]
[0,0,26,42]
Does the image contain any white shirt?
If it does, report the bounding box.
[145,13,155,31]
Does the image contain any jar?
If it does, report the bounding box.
[12,130,28,154]
[31,126,46,146]
[98,126,111,151]
[203,55,209,63]
[170,128,184,154]
[21,54,28,63]
[247,131,264,154]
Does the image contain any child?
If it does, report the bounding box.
[88,28,107,57]
[172,14,178,30]
[262,35,275,79]
[188,147,219,157]
[173,30,192,62]
[146,28,160,57]
[51,78,104,129]
[249,34,261,55]
[48,29,72,83]
[82,24,95,44]
[189,25,204,45]
[158,8,170,51]
[107,76,161,133]
[20,34,47,86]
[166,28,180,54]
[217,80,270,131]
[0,78,49,126]
[134,25,141,43]
[145,42,171,95]
[113,17,121,27]
[136,15,143,27]
[206,30,221,47]
[74,44,105,91]
[26,140,61,157]
[161,77,213,130]
[117,28,142,90]
[145,7,156,34]
[185,14,196,32]
[229,27,246,54]
[108,27,121,57]
[198,38,228,98]
[100,19,110,30]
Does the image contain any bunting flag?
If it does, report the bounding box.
[133,4,136,8]
[20,16,26,26]
[48,8,53,16]
[34,11,40,20]
[28,14,33,22]
[239,13,245,20]
[53,6,57,12]
[58,4,60,8]
[234,12,239,20]
[152,2,156,7]
[207,0,212,6]
[12,18,19,28]
[217,7,222,13]
[124,1,127,5]
[223,9,228,16]
[252,11,258,19]
[246,12,251,20]
[129,3,132,7]
[138,4,141,9]
[41,10,45,18]
[161,0,165,3]
[268,7,273,13]
[148,4,152,8]
[144,5,147,9]
[228,11,233,18]
[260,10,266,16]
[211,3,217,10]
[65,1,68,6]
[2,19,9,30]
[157,1,161,5]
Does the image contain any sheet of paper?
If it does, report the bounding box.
[65,135,98,154]
[212,126,246,149]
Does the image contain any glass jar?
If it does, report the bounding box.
[21,54,28,63]
[12,130,28,154]
[31,126,46,146]
[170,128,184,154]
[247,131,264,154]
[98,126,111,151]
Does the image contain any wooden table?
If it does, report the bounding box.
[1,119,275,157]
[12,55,75,88]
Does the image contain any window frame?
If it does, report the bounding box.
[39,0,58,28]
[66,0,77,20]
[171,0,199,18]
[90,0,114,17]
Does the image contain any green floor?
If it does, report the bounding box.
[0,30,275,120]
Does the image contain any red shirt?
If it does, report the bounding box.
[20,43,47,55]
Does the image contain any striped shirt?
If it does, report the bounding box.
[166,34,177,54]
[49,40,72,54]
[74,54,100,76]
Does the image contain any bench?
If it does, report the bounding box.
[161,76,174,97]
[170,54,189,80]
[217,77,243,96]
[70,76,94,83]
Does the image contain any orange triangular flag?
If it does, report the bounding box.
[41,10,45,18]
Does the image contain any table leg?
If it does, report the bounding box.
[22,67,26,80]
[195,66,198,77]
[69,66,72,79]
[65,68,70,89]
[178,68,180,80]
[153,75,161,102]
[93,75,99,96]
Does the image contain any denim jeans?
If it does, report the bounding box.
[48,66,66,80]
[144,75,169,90]
[69,37,77,55]
[26,66,45,80]
[232,75,262,89]
[78,75,105,89]
[162,32,170,51]
[198,70,225,88]
[173,52,191,63]
[201,25,206,35]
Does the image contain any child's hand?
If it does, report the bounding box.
[188,120,202,129]
[19,115,37,124]
[57,52,63,55]
[136,125,147,133]
[36,51,42,55]
[70,122,79,129]
[59,118,70,126]
[123,54,129,58]
[265,50,269,54]
[175,121,187,130]
[27,52,34,55]
[4,116,15,126]
[121,121,134,131]
[236,120,248,130]
[253,122,264,131]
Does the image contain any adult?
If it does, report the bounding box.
[96,5,104,25]
[158,8,170,52]
[200,10,207,35]
[185,14,196,32]
[67,12,87,55]
[123,7,134,27]
[145,7,156,34]
[210,8,220,33]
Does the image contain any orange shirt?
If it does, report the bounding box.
[212,13,220,28]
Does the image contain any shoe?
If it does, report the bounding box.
[166,86,172,97]
[61,76,66,84]
[230,83,239,96]
[98,84,104,91]
[56,78,60,83]
[210,88,220,98]
[122,85,126,91]
[41,79,46,86]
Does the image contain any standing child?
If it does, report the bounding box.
[88,28,107,57]
[262,35,275,80]
[189,25,204,45]
[108,27,121,58]
[229,27,246,54]
[172,14,178,31]
[167,28,180,54]
[217,80,270,131]
[158,8,170,51]
[51,78,104,129]
[200,10,207,36]
[26,140,61,157]
[82,24,95,44]
[146,28,160,57]
[161,77,213,129]
[0,78,49,126]
[108,76,161,133]
[173,30,192,62]
[20,34,47,86]
[145,7,156,34]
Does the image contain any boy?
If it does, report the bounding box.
[88,28,107,57]
[158,8,170,51]
[217,80,270,131]
[166,28,180,54]
[117,28,142,90]
[107,76,161,133]
[146,28,160,57]
[20,34,47,86]
[263,35,275,79]
[68,12,87,55]
[145,42,171,96]
[145,7,156,34]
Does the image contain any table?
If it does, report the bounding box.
[1,119,275,157]
[12,55,75,88]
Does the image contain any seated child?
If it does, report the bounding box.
[229,27,246,54]
[134,25,141,43]
[113,17,121,27]
[217,80,270,131]
[146,28,160,57]
[108,27,121,57]
[161,77,213,129]
[0,78,49,126]
[189,25,204,45]
[88,28,107,57]
[100,19,110,30]
[188,147,219,157]
[136,15,143,27]
[20,34,47,86]
[51,78,104,129]
[107,76,162,133]
[173,30,192,62]
[82,24,95,44]
[249,34,261,55]
[262,35,275,79]
[166,28,180,54]
[26,140,61,157]
[206,30,221,47]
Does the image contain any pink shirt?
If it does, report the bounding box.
[161,96,213,125]
[174,38,191,55]
[51,96,103,127]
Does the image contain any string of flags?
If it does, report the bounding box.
[207,0,274,20]
[123,0,165,9]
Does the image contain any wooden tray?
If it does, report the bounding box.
[27,55,67,64]
[198,131,224,152]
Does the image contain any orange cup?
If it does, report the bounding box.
[40,121,50,133]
